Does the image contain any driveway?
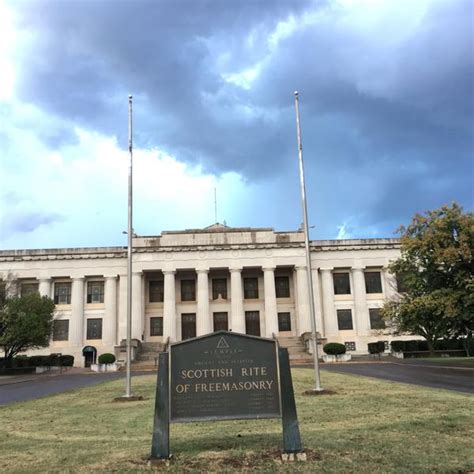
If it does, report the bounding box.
[0,371,129,406]
[321,361,474,394]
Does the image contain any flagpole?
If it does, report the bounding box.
[294,91,324,392]
[125,94,133,398]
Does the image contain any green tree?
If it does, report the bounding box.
[382,203,474,355]
[0,293,55,368]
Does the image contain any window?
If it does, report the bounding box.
[245,311,260,336]
[275,276,290,298]
[87,281,104,304]
[181,279,196,301]
[243,277,259,299]
[333,273,351,295]
[278,312,292,332]
[396,273,409,293]
[21,282,39,296]
[369,308,386,329]
[149,280,164,303]
[150,317,163,336]
[53,320,69,341]
[87,318,103,339]
[365,271,383,293]
[54,282,71,305]
[212,278,227,300]
[181,313,196,340]
[337,309,353,330]
[213,312,228,331]
[345,341,356,351]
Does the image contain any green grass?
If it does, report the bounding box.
[406,357,474,367]
[0,370,473,473]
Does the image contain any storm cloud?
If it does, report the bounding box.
[2,0,473,245]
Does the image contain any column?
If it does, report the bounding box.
[311,268,325,337]
[70,277,85,346]
[295,266,311,334]
[320,268,337,336]
[263,267,278,337]
[118,275,127,342]
[104,276,117,347]
[230,268,245,333]
[132,272,143,340]
[38,278,51,298]
[196,269,211,336]
[163,271,177,342]
[353,267,370,335]
[383,268,397,300]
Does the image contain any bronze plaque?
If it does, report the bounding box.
[169,331,281,422]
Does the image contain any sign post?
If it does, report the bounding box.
[151,331,303,460]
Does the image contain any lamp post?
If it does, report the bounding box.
[125,94,133,398]
[294,91,324,392]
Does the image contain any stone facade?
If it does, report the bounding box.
[0,224,410,366]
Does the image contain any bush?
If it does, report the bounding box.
[368,341,385,354]
[29,355,48,367]
[59,355,74,367]
[323,343,346,356]
[98,353,116,364]
[12,355,30,368]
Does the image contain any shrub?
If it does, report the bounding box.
[13,355,30,368]
[368,341,385,355]
[46,353,61,366]
[59,355,74,367]
[98,353,116,364]
[323,343,346,356]
[29,355,48,367]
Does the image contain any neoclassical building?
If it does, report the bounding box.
[0,225,408,366]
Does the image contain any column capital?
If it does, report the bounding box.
[104,275,118,280]
[38,277,51,282]
[262,266,275,272]
[295,265,307,272]
[352,266,365,272]
[196,268,209,275]
[229,267,242,273]
[319,267,333,273]
[72,276,85,281]
[132,271,143,276]
[162,270,176,276]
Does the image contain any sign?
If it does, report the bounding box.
[170,332,280,421]
[151,331,302,459]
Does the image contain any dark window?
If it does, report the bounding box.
[333,273,351,295]
[383,340,389,351]
[245,311,260,336]
[181,279,196,301]
[345,341,356,351]
[243,277,259,299]
[181,313,196,340]
[275,276,290,298]
[369,308,386,329]
[365,272,383,293]
[54,282,71,305]
[0,282,5,305]
[396,273,409,293]
[278,312,292,332]
[213,312,228,331]
[149,280,164,303]
[150,317,163,336]
[212,278,227,300]
[21,283,39,296]
[87,318,103,339]
[87,281,104,303]
[53,320,69,341]
[337,309,353,330]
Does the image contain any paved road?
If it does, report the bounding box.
[0,372,128,406]
[321,362,474,394]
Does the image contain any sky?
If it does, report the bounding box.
[0,0,472,250]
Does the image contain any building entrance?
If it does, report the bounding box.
[181,313,196,340]
[82,346,97,367]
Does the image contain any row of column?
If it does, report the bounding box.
[38,276,117,347]
[320,267,394,337]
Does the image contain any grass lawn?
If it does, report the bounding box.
[405,357,474,368]
[1,370,473,473]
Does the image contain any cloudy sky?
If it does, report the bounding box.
[0,0,472,250]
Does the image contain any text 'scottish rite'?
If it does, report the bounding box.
[170,333,280,421]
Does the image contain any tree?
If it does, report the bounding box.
[382,203,474,355]
[0,293,55,368]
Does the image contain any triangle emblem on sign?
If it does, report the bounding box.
[216,337,230,349]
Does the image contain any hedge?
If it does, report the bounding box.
[98,353,116,364]
[11,354,74,368]
[391,339,471,353]
[323,343,346,355]
[368,341,385,354]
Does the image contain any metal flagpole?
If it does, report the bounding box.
[294,91,324,392]
[125,94,133,398]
